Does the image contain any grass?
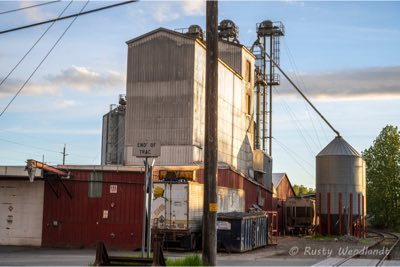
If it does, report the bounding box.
[308,234,339,241]
[166,254,204,266]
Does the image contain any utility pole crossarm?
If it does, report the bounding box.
[265,52,341,137]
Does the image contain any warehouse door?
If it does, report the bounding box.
[0,180,44,246]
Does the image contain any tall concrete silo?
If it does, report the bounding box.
[316,136,366,236]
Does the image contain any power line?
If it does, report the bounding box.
[273,86,317,157]
[273,137,314,178]
[0,0,138,35]
[0,136,99,160]
[265,51,341,137]
[0,0,73,88]
[0,1,61,15]
[273,137,313,168]
[0,0,90,119]
[0,137,62,154]
[282,39,324,148]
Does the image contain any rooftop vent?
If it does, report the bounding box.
[218,19,239,43]
[186,24,204,40]
[257,20,285,37]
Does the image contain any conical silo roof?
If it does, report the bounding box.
[317,136,360,157]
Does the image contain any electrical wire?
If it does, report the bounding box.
[0,136,98,160]
[283,39,330,144]
[0,1,61,15]
[0,0,90,119]
[0,1,138,35]
[272,137,314,178]
[265,51,340,137]
[0,137,62,154]
[0,0,73,88]
[273,86,316,157]
[282,39,324,147]
[273,137,313,168]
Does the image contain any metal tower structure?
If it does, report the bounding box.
[251,20,284,156]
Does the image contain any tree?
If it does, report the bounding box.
[362,125,400,229]
[293,184,316,196]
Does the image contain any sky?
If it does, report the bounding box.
[0,1,399,188]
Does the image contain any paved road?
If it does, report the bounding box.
[1,245,399,266]
[0,246,95,266]
[0,246,318,266]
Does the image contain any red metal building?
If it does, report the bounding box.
[272,173,296,234]
[41,165,273,249]
[42,167,144,250]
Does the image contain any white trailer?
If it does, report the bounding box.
[151,181,244,250]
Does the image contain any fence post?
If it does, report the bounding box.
[350,193,353,236]
[327,192,331,236]
[338,192,342,236]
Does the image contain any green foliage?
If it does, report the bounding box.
[293,184,316,196]
[308,235,337,241]
[166,254,204,266]
[362,125,400,229]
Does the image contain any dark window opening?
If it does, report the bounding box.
[89,171,102,198]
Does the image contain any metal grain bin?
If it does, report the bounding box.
[316,136,366,236]
[217,212,268,252]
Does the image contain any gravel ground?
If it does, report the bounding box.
[212,235,379,261]
[1,235,395,266]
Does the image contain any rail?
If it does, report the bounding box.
[376,231,400,266]
[334,230,399,266]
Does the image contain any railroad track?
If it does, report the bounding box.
[334,230,399,266]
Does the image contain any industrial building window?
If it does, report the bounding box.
[245,60,251,82]
[246,94,251,115]
[88,171,102,198]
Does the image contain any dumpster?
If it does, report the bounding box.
[217,212,268,252]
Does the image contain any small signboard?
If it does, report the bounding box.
[103,210,109,219]
[110,185,117,194]
[133,141,161,158]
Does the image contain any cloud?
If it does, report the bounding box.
[0,66,125,98]
[0,79,60,98]
[181,0,206,16]
[144,1,205,23]
[278,66,400,101]
[282,0,305,7]
[18,1,55,23]
[152,3,180,22]
[46,65,125,92]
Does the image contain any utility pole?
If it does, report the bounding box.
[203,1,218,266]
[62,144,67,165]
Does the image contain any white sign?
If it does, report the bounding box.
[133,141,161,157]
[103,210,109,219]
[110,185,117,194]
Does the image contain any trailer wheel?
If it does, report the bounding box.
[190,234,197,251]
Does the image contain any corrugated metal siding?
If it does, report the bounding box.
[102,108,125,165]
[196,168,272,212]
[124,30,255,174]
[193,42,255,176]
[218,41,242,74]
[316,154,365,216]
[125,31,195,165]
[244,179,258,211]
[276,176,295,201]
[42,170,144,249]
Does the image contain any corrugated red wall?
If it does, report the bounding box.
[42,170,144,250]
[196,168,273,211]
